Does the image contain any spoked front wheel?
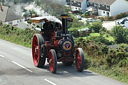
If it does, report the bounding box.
[48,49,57,74]
[75,48,84,72]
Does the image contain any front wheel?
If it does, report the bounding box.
[75,48,84,72]
[48,49,57,74]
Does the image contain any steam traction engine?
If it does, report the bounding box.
[32,14,84,73]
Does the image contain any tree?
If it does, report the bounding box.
[90,21,103,33]
[111,26,126,43]
[69,14,84,28]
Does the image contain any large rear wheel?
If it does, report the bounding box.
[75,48,84,72]
[32,34,46,67]
[48,49,57,74]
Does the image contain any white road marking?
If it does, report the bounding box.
[12,61,33,73]
[0,55,4,58]
[44,79,56,85]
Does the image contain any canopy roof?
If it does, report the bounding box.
[30,16,62,24]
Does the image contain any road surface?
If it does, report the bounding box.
[0,39,127,85]
[102,17,128,30]
[103,21,116,30]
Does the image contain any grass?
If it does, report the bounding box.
[89,33,100,36]
[103,34,115,41]
[74,36,87,40]
[84,55,128,84]
[75,33,114,42]
[88,66,128,84]
[0,34,32,48]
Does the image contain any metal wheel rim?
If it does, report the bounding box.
[76,50,81,71]
[49,51,54,72]
[32,35,39,66]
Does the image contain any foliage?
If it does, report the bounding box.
[83,12,89,18]
[70,29,79,37]
[74,37,128,83]
[0,24,35,48]
[110,26,126,43]
[97,12,128,21]
[124,28,128,42]
[89,21,103,33]
[114,13,128,19]
[69,14,85,28]
[106,44,128,67]
[87,36,112,45]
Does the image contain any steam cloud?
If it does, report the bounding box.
[3,0,67,23]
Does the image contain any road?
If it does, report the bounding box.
[0,39,127,85]
[103,17,128,30]
[103,21,116,30]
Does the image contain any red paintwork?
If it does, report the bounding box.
[76,49,81,71]
[49,50,54,73]
[43,31,75,63]
[54,40,60,48]
[32,35,39,66]
[32,15,84,73]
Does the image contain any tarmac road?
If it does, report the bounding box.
[0,39,127,85]
[103,21,116,30]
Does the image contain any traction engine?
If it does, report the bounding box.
[32,14,84,73]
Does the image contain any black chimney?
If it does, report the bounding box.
[61,14,68,36]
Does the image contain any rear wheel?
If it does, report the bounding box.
[75,48,84,72]
[32,34,46,67]
[49,49,57,74]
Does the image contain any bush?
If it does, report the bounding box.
[70,29,79,37]
[0,24,35,48]
[87,36,112,45]
[97,13,128,21]
[83,12,89,18]
[69,14,85,28]
[118,58,128,67]
[111,26,126,43]
[90,21,103,33]
[107,16,113,21]
[114,13,127,19]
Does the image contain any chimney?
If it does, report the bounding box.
[61,14,68,36]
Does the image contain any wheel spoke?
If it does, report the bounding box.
[32,34,46,67]
[49,52,53,72]
[49,49,57,73]
[51,58,53,64]
[78,57,81,64]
